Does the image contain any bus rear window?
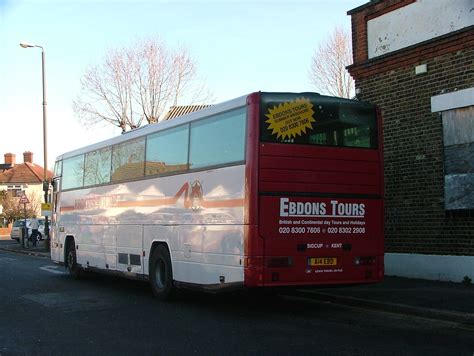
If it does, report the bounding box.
[260,92,378,149]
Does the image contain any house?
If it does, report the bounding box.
[0,152,54,220]
[347,0,473,282]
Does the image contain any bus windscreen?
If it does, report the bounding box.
[260,92,378,149]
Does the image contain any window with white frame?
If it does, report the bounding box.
[7,185,25,197]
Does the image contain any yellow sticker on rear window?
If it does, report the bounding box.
[265,98,315,140]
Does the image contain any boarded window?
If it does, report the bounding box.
[442,106,474,210]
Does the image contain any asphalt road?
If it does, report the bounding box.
[1,249,473,356]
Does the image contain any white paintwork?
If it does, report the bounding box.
[367,0,474,58]
[414,63,427,75]
[431,87,474,113]
[385,253,474,282]
[51,164,246,286]
[50,93,249,287]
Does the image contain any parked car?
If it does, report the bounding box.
[10,219,45,242]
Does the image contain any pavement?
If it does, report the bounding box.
[1,234,473,326]
[0,234,50,258]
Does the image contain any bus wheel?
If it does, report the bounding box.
[66,240,81,279]
[150,245,174,301]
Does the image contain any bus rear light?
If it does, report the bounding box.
[355,256,375,266]
[265,257,293,268]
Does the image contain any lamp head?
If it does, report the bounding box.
[20,42,34,48]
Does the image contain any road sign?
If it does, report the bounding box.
[19,195,29,204]
[41,203,52,217]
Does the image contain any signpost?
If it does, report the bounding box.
[19,195,29,205]
[19,194,29,248]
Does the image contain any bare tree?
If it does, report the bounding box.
[74,38,212,133]
[309,27,354,99]
[0,190,40,222]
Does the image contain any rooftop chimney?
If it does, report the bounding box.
[23,151,33,164]
[4,153,15,166]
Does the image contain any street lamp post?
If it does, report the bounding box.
[20,42,50,251]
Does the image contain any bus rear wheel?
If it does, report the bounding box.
[66,240,81,279]
[150,245,174,301]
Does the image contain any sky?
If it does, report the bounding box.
[0,0,365,171]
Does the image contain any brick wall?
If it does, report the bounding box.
[0,227,11,236]
[353,45,474,256]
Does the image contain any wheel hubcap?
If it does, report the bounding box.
[68,251,74,269]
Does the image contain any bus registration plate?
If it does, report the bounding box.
[308,257,337,266]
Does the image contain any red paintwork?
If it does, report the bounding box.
[244,92,384,288]
[244,93,264,285]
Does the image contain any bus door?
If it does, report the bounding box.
[50,166,62,263]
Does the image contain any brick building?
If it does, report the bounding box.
[347,0,473,282]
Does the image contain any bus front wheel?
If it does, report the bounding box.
[66,240,81,279]
[150,245,174,301]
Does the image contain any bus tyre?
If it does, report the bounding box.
[66,240,81,279]
[150,245,174,301]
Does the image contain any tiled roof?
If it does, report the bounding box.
[163,105,212,120]
[0,163,53,184]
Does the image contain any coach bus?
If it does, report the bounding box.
[50,91,384,300]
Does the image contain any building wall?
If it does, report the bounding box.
[356,48,474,253]
[367,0,473,58]
[26,184,44,215]
[348,0,474,282]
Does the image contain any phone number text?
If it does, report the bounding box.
[278,227,365,234]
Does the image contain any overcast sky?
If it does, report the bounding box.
[0,0,365,170]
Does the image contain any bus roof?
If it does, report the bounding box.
[56,91,373,161]
[56,93,250,161]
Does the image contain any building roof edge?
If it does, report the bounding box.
[347,0,381,15]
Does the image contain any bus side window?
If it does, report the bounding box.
[146,125,189,176]
[189,108,246,169]
[84,147,112,186]
[62,155,85,190]
[111,137,145,182]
